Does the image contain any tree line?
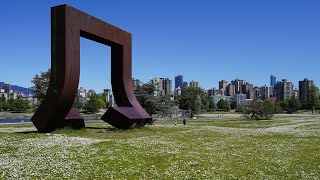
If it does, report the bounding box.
[0,97,30,113]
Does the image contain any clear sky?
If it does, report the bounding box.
[1,0,320,92]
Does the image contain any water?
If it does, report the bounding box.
[0,119,31,124]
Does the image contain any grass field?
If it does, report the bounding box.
[0,115,320,179]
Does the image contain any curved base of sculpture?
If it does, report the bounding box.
[32,107,85,133]
[101,107,152,129]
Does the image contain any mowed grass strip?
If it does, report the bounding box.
[0,116,319,179]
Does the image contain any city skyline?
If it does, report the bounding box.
[1,1,320,92]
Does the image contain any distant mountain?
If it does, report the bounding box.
[0,82,34,95]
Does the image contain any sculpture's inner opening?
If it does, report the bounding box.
[78,37,112,115]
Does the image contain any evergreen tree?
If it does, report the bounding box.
[84,93,99,114]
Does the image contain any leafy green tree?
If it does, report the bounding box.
[178,87,208,114]
[208,100,216,112]
[97,94,109,108]
[243,100,274,120]
[159,95,175,116]
[308,84,319,114]
[135,83,158,115]
[274,101,284,114]
[31,68,51,102]
[217,99,230,112]
[280,99,289,112]
[97,98,107,109]
[8,99,30,113]
[84,93,99,114]
[287,98,302,114]
[135,83,173,117]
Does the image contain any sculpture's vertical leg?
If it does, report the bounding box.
[31,5,84,132]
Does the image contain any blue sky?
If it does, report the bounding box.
[1,1,319,92]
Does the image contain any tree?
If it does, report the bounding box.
[274,101,284,114]
[308,84,318,114]
[178,87,208,114]
[97,98,107,109]
[279,99,289,112]
[31,68,51,102]
[9,99,30,113]
[84,92,99,114]
[287,98,302,114]
[73,94,83,110]
[158,95,175,116]
[135,83,173,117]
[208,100,216,112]
[217,99,230,112]
[97,94,108,107]
[243,100,274,120]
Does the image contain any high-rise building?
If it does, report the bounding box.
[260,85,274,99]
[150,77,163,96]
[253,86,260,99]
[226,84,235,97]
[207,88,218,98]
[231,78,246,94]
[293,88,299,99]
[219,80,228,91]
[162,78,172,96]
[299,78,314,102]
[189,80,199,87]
[248,89,256,100]
[270,75,277,86]
[174,87,182,97]
[274,79,293,101]
[242,82,253,96]
[175,75,183,89]
[218,89,225,96]
[182,81,188,88]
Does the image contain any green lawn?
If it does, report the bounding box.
[0,116,320,179]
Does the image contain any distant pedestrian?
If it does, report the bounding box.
[183,119,186,125]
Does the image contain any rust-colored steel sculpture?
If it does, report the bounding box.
[32,4,151,132]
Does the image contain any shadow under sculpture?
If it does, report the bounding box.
[32,4,151,133]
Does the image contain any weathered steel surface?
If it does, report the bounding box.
[32,4,151,132]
